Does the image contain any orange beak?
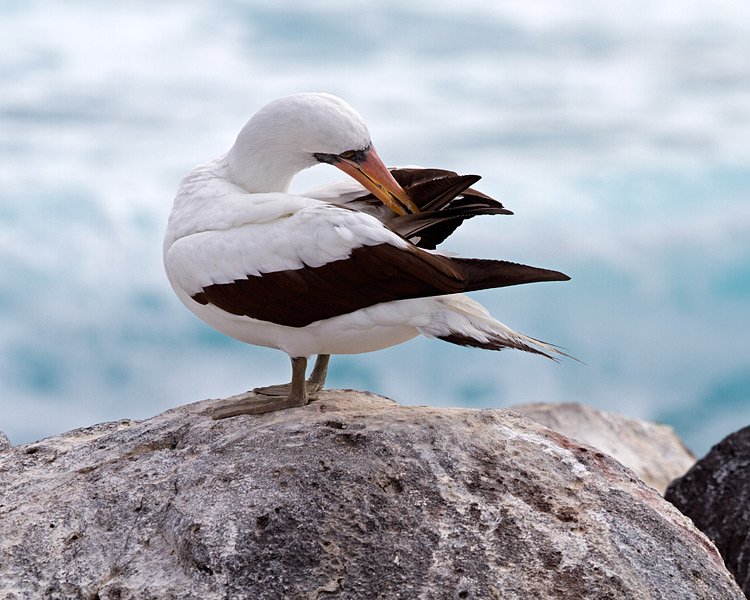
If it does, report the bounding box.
[333,146,419,215]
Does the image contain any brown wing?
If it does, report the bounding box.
[192,242,569,328]
[388,168,513,249]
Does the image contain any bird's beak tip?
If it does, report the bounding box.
[335,146,419,215]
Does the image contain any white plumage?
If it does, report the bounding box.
[164,93,569,417]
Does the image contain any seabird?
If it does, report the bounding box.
[163,93,570,418]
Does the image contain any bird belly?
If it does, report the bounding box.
[176,288,421,358]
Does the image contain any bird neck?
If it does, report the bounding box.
[226,151,296,193]
[225,123,316,194]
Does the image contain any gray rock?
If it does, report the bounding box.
[666,424,750,596]
[0,430,11,451]
[513,402,696,494]
[0,391,742,599]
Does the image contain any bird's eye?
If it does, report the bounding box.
[338,147,371,163]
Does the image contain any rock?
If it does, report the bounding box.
[0,430,11,451]
[0,391,742,600]
[513,402,696,494]
[666,425,750,596]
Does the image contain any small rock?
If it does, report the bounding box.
[0,392,742,599]
[0,431,11,451]
[513,402,695,494]
[666,425,750,596]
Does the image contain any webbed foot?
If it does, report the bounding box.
[210,355,330,419]
[210,390,307,419]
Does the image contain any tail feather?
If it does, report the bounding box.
[438,332,557,359]
[416,294,573,361]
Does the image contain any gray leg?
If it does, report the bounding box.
[306,354,330,394]
[251,354,330,397]
[211,356,310,419]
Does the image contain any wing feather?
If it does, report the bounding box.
[192,239,568,328]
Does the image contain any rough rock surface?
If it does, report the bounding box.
[0,430,10,451]
[513,402,696,494]
[0,391,742,600]
[666,425,750,596]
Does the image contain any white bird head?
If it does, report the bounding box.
[227,93,418,215]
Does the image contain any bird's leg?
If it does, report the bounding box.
[305,354,329,394]
[250,354,330,398]
[211,356,309,419]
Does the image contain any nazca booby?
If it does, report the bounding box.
[163,93,570,418]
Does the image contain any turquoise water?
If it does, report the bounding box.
[1,0,749,457]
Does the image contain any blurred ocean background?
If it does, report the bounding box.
[1,0,749,457]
